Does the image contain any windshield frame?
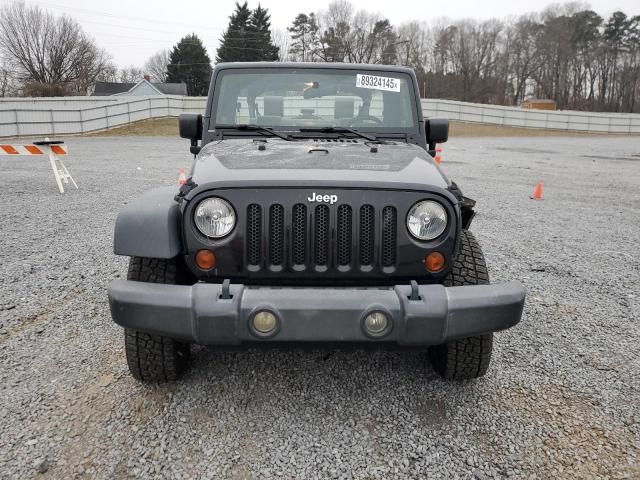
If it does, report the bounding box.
[208,66,421,139]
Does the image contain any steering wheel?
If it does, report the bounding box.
[349,115,383,127]
[349,115,383,126]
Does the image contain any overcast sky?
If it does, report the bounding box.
[14,0,640,69]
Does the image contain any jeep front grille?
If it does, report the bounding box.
[246,202,397,272]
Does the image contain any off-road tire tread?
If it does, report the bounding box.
[124,257,190,382]
[430,230,494,380]
[125,329,189,382]
[127,256,178,283]
[442,230,490,287]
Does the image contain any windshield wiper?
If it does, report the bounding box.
[297,127,377,142]
[216,124,292,141]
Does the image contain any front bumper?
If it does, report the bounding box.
[108,280,525,346]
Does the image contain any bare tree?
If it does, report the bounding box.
[322,0,353,28]
[344,11,397,64]
[503,17,541,105]
[119,66,144,83]
[0,1,112,95]
[272,29,291,61]
[316,0,353,62]
[0,67,11,96]
[314,2,397,64]
[144,49,169,82]
[396,22,430,67]
[96,64,118,83]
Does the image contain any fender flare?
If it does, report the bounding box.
[113,187,182,259]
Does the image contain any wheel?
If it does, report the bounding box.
[429,230,494,380]
[123,257,190,382]
[349,115,383,126]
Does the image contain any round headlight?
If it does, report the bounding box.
[407,201,447,240]
[194,197,236,238]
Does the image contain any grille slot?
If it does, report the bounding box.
[247,204,262,265]
[292,204,307,265]
[269,204,284,265]
[359,205,375,265]
[245,201,398,273]
[382,206,397,267]
[314,205,329,266]
[337,205,352,265]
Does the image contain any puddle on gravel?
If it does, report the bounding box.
[494,147,558,155]
[489,383,637,478]
[581,154,639,162]
[413,398,448,427]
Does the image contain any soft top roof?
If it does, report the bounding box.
[213,62,415,75]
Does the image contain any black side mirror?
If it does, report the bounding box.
[179,113,203,141]
[179,113,203,155]
[426,118,449,146]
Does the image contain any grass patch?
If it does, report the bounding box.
[88,117,179,137]
[449,121,607,137]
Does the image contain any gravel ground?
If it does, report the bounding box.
[1,135,639,479]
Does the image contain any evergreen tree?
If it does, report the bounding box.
[288,13,320,62]
[166,34,212,96]
[216,2,252,62]
[248,5,279,61]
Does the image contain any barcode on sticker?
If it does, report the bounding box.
[355,74,401,92]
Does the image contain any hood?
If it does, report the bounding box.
[189,138,450,194]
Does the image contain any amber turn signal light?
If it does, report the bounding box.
[195,249,216,270]
[424,252,445,273]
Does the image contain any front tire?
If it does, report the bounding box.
[123,257,190,382]
[429,230,494,380]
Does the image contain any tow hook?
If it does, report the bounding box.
[409,280,421,301]
[220,279,233,300]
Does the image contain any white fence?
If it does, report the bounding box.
[422,99,640,134]
[0,96,206,137]
[1,95,639,137]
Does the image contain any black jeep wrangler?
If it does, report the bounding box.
[108,63,525,382]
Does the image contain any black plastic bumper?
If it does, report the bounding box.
[108,280,525,345]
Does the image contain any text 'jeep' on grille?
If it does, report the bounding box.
[108,63,526,383]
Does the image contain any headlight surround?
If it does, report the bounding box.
[194,197,236,238]
[407,200,448,240]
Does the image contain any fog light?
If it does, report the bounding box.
[252,310,277,334]
[424,252,445,273]
[364,311,389,336]
[195,249,216,270]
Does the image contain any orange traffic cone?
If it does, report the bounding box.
[178,168,187,186]
[434,147,442,165]
[530,181,543,200]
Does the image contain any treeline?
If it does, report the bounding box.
[1,0,638,112]
[274,1,640,112]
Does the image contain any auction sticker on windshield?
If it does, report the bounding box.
[356,74,401,92]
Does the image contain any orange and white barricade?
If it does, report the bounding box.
[0,139,77,193]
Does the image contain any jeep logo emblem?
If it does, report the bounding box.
[307,192,338,205]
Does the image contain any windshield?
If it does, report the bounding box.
[212,68,417,131]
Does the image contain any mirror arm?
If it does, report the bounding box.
[190,139,201,157]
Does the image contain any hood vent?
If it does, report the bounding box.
[312,138,359,143]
